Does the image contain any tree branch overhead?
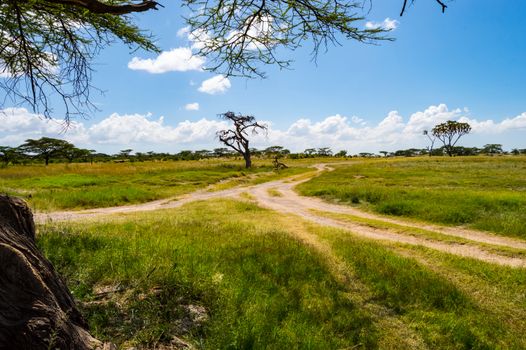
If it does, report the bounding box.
[41,0,162,15]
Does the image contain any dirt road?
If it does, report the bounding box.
[35,164,526,268]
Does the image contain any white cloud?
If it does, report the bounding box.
[178,15,276,53]
[403,104,462,135]
[249,105,526,152]
[0,107,87,145]
[175,27,211,51]
[86,113,226,145]
[351,116,366,125]
[225,15,276,51]
[177,26,190,38]
[184,102,200,111]
[198,75,231,94]
[2,105,526,153]
[365,17,399,31]
[128,47,204,73]
[0,108,227,149]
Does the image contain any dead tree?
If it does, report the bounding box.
[217,112,267,168]
[423,130,436,156]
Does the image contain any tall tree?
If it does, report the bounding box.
[317,147,333,157]
[304,148,317,157]
[481,144,504,155]
[217,112,267,168]
[213,147,231,157]
[62,144,91,163]
[19,137,73,165]
[119,148,133,160]
[0,146,22,166]
[431,121,472,157]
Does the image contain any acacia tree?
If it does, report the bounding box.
[217,112,267,168]
[62,144,91,162]
[481,144,503,155]
[431,120,472,157]
[0,0,160,121]
[0,0,448,121]
[317,147,333,157]
[0,146,22,166]
[19,137,73,165]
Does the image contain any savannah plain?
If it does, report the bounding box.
[2,155,525,349]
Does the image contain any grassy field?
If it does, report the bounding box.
[297,156,526,239]
[38,199,526,349]
[0,159,308,212]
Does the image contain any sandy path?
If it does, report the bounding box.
[36,164,526,268]
[35,187,244,222]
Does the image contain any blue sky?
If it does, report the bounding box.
[1,0,525,154]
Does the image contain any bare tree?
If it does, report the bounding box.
[423,129,437,156]
[217,112,267,168]
[432,120,472,157]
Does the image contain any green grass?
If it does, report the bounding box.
[314,226,526,349]
[0,159,309,211]
[267,188,283,197]
[37,198,526,349]
[297,156,526,238]
[37,200,377,349]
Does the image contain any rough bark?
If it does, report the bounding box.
[243,152,252,169]
[0,195,103,350]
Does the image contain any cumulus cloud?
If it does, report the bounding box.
[128,48,204,73]
[176,26,211,51]
[184,102,200,111]
[0,107,88,145]
[198,75,231,94]
[0,108,227,150]
[365,17,399,30]
[80,113,227,145]
[2,105,526,153]
[459,112,526,134]
[249,104,526,152]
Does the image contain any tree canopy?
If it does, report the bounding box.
[1,0,448,121]
[19,137,74,165]
[432,120,472,157]
[0,0,160,121]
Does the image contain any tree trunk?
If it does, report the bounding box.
[243,152,251,168]
[0,195,105,349]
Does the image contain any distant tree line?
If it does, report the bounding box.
[1,138,524,167]
[380,144,526,158]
